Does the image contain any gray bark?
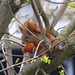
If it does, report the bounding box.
[49,0,68,27]
[0,1,75,75]
[18,18,75,75]
[0,0,26,39]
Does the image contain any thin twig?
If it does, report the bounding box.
[13,15,41,41]
[35,68,40,75]
[38,33,75,57]
[35,0,58,37]
[0,61,7,75]
[8,1,41,41]
[35,0,50,28]
[61,65,68,75]
[31,39,44,62]
[20,2,30,8]
[0,34,75,73]
[9,7,23,30]
[45,0,75,4]
[57,26,66,31]
[0,30,22,41]
[0,53,24,57]
[9,20,15,30]
[1,38,24,46]
[31,0,49,49]
[10,15,32,25]
[1,42,17,74]
[51,14,56,27]
[11,28,19,35]
[0,0,5,8]
[2,43,5,53]
[34,39,44,58]
[16,6,22,17]
[7,33,21,40]
[9,0,22,30]
[0,41,3,45]
[0,56,38,73]
[10,18,32,35]
[4,57,17,74]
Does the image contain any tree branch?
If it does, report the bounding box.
[35,0,58,37]
[0,0,75,75]
[45,0,75,4]
[53,18,75,43]
[0,0,26,39]
[30,0,50,74]
[17,31,75,75]
[49,18,75,59]
[1,33,74,75]
[44,30,75,73]
[35,68,48,75]
[30,0,49,49]
[49,0,68,27]
[17,19,75,75]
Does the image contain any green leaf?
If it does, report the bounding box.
[2,59,6,63]
[34,60,36,62]
[48,60,51,64]
[59,70,64,75]
[25,62,28,64]
[58,66,61,68]
[68,2,75,8]
[25,0,30,3]
[55,6,58,10]
[15,58,20,64]
[41,55,51,64]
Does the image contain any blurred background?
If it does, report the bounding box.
[0,0,75,75]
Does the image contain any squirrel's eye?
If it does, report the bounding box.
[26,36,29,38]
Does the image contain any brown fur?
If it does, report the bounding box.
[19,20,55,52]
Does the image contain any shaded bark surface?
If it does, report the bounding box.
[0,0,26,39]
[0,1,75,75]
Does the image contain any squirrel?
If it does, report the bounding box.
[19,20,55,54]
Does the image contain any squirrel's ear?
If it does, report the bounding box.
[18,21,29,33]
[18,26,24,33]
[27,21,40,33]
[45,29,54,37]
